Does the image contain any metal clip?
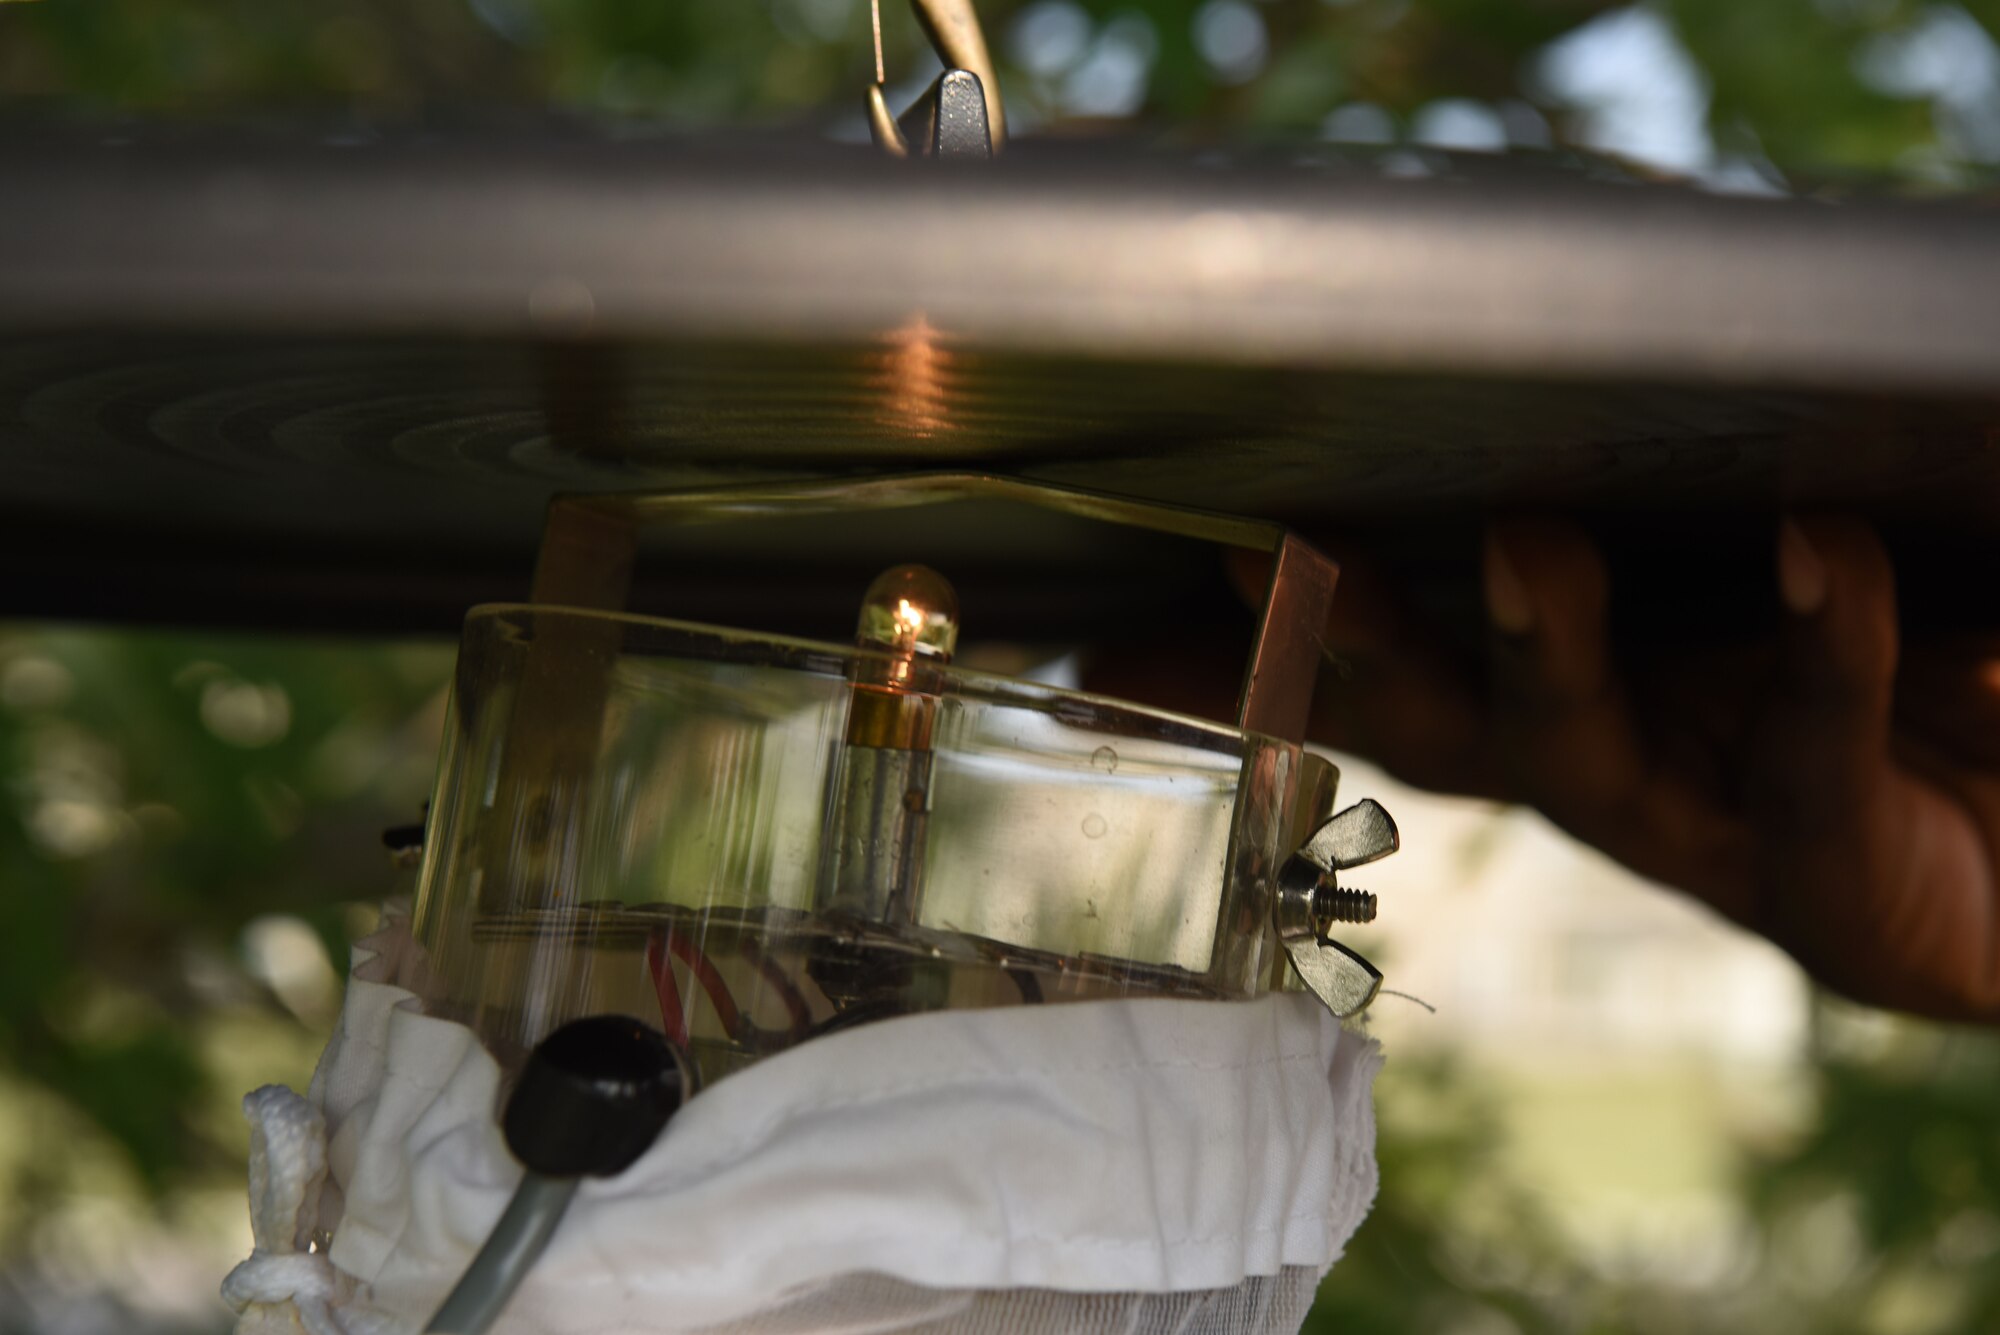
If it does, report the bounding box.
[1275,799,1399,1017]
[867,0,1005,158]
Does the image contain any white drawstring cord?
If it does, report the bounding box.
[221,1085,345,1335]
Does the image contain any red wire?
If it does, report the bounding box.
[738,935,812,1038]
[663,928,745,1039]
[645,929,690,1047]
[646,925,812,1047]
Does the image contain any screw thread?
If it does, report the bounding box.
[1314,886,1377,925]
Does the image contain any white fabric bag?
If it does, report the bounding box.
[225,906,1383,1335]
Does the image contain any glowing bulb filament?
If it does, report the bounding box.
[856,565,960,664]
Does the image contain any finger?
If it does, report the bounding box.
[1307,635,1497,799]
[1746,519,2000,1014]
[1894,633,2000,767]
[1093,545,1500,798]
[1485,518,1749,915]
[1745,517,1898,839]
[1486,518,1643,814]
[1633,641,1770,794]
[1224,547,1405,661]
[1228,547,1500,795]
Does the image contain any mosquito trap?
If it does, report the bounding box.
[223,473,1398,1335]
[419,475,1397,1080]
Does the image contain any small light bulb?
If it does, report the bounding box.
[822,564,959,927]
[856,565,959,663]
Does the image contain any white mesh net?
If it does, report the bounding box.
[681,1270,1323,1335]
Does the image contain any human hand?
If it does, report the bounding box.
[1102,517,2000,1023]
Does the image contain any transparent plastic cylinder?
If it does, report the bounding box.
[411,605,1303,1085]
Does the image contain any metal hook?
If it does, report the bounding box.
[867,0,1006,158]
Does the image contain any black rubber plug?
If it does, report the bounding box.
[501,1015,690,1179]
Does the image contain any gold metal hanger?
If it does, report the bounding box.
[866,0,1005,158]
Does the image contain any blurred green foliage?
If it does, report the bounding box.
[1304,1013,2000,1335]
[2,0,1997,185]
[0,628,444,1217]
[1308,1056,1572,1334]
[1737,1012,2000,1335]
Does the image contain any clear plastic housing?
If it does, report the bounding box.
[411,605,1303,1085]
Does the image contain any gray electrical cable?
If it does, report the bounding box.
[421,1014,689,1335]
[423,1173,580,1335]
